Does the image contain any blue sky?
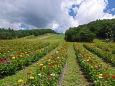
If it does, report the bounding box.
[0,0,115,33]
[104,0,115,15]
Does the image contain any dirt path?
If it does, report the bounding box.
[61,43,89,86]
[36,34,56,40]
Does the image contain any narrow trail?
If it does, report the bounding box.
[61,43,89,86]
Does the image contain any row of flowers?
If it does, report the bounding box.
[12,42,68,86]
[74,43,115,86]
[83,43,115,66]
[94,43,115,54]
[0,40,58,78]
[0,40,49,60]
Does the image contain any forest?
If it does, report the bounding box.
[0,28,56,39]
[65,19,115,42]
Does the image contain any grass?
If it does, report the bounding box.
[0,44,61,86]
[16,33,56,40]
[61,43,89,86]
[40,34,65,42]
[93,39,104,43]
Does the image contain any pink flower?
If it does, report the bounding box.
[6,61,10,63]
[1,59,6,62]
[27,72,31,75]
[40,79,43,82]
[49,69,53,70]
[47,76,51,78]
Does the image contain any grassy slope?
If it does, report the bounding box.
[61,43,89,86]
[17,33,56,40]
[39,34,65,42]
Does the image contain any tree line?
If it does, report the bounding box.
[65,19,115,42]
[0,28,56,39]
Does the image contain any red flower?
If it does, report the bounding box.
[0,61,2,63]
[54,62,56,64]
[39,67,42,70]
[27,72,31,75]
[105,68,108,70]
[112,75,115,79]
[17,56,20,58]
[104,76,110,78]
[49,64,52,66]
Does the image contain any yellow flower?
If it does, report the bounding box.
[41,59,44,61]
[40,64,43,66]
[100,63,103,65]
[95,66,98,67]
[91,66,93,68]
[43,66,46,68]
[17,79,23,83]
[12,57,15,59]
[99,74,102,76]
[20,55,22,57]
[96,75,98,76]
[30,76,34,79]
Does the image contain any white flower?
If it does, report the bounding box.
[50,73,55,76]
[99,76,103,79]
[38,73,41,76]
[56,51,59,53]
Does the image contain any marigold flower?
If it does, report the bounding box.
[17,79,23,83]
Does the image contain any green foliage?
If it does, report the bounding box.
[65,19,115,42]
[0,28,56,39]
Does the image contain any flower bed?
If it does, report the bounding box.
[13,42,68,86]
[83,43,115,65]
[74,43,115,86]
[0,40,58,78]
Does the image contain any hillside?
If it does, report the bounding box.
[65,19,115,42]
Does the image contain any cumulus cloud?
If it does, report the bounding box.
[0,0,114,32]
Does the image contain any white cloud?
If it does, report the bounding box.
[0,0,114,33]
[111,8,115,12]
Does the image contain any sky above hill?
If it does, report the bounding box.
[0,0,115,33]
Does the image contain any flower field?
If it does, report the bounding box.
[0,37,115,86]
